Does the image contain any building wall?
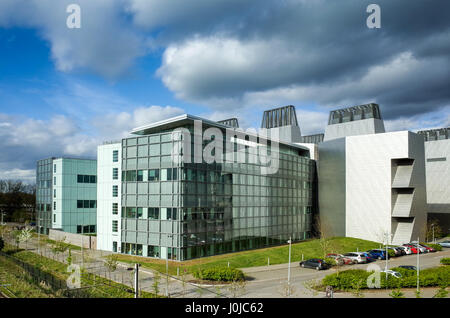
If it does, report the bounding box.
[118,127,315,260]
[424,139,450,232]
[36,158,97,235]
[318,131,427,244]
[36,158,54,234]
[324,118,385,141]
[317,138,346,237]
[97,143,122,252]
[55,158,97,234]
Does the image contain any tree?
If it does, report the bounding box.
[51,237,70,258]
[152,271,161,296]
[314,215,333,258]
[0,236,4,251]
[18,228,33,250]
[228,279,247,298]
[104,254,119,279]
[425,219,443,242]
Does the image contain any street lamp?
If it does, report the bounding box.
[431,224,435,244]
[287,236,292,297]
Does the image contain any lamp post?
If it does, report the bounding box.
[416,237,420,293]
[287,236,292,297]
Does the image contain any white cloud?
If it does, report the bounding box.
[0,0,144,78]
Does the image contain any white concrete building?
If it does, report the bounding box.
[96,142,122,253]
[318,104,427,245]
[418,128,450,232]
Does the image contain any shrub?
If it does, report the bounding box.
[440,258,450,265]
[425,243,442,251]
[322,266,450,290]
[193,267,245,282]
[387,249,396,258]
[325,257,339,266]
[0,237,4,251]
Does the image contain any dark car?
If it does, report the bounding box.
[367,249,387,260]
[398,265,417,271]
[299,258,330,271]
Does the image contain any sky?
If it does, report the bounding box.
[0,0,449,183]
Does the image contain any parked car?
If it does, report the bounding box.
[403,244,420,254]
[299,258,330,270]
[357,252,375,262]
[381,270,402,278]
[327,253,355,265]
[398,265,417,271]
[396,246,412,255]
[419,244,436,253]
[408,243,427,253]
[387,247,402,257]
[343,252,367,264]
[367,249,387,260]
[438,240,450,248]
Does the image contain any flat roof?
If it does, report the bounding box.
[130,114,310,152]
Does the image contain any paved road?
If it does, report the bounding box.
[241,248,450,297]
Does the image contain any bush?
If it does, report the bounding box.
[387,249,396,258]
[440,258,450,265]
[325,257,341,266]
[428,244,443,251]
[322,266,450,290]
[0,237,4,251]
[193,267,245,282]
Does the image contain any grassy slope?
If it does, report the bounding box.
[1,244,158,298]
[0,254,57,298]
[116,237,382,275]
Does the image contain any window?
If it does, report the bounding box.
[125,207,136,218]
[77,200,96,209]
[148,169,159,181]
[167,208,177,220]
[54,177,56,185]
[89,225,95,233]
[77,175,97,183]
[112,203,118,215]
[53,214,56,222]
[54,164,56,173]
[148,245,160,258]
[53,189,56,198]
[137,170,144,182]
[113,150,119,162]
[125,170,137,182]
[112,168,119,180]
[77,225,82,234]
[137,207,143,219]
[161,168,177,181]
[113,185,118,197]
[112,220,118,232]
[53,202,56,210]
[83,225,89,233]
[148,208,159,220]
[113,242,117,252]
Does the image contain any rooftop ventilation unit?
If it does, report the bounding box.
[217,118,239,128]
[328,103,382,125]
[261,105,299,129]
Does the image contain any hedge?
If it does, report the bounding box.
[428,244,443,251]
[441,258,450,265]
[322,266,450,290]
[193,267,245,282]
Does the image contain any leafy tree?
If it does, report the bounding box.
[104,254,119,279]
[18,228,33,250]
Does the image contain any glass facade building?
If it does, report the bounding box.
[36,157,97,234]
[119,117,315,260]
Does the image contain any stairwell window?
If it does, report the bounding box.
[113,185,118,197]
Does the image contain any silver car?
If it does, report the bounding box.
[343,252,367,264]
[439,240,450,248]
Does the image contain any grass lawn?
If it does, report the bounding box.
[115,237,382,276]
[1,244,158,298]
[0,253,58,298]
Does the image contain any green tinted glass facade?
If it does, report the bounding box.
[120,125,315,260]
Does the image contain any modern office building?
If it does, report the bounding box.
[97,142,122,253]
[417,127,450,231]
[96,111,316,260]
[36,157,97,234]
[318,104,427,245]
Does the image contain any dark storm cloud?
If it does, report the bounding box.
[152,0,450,120]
